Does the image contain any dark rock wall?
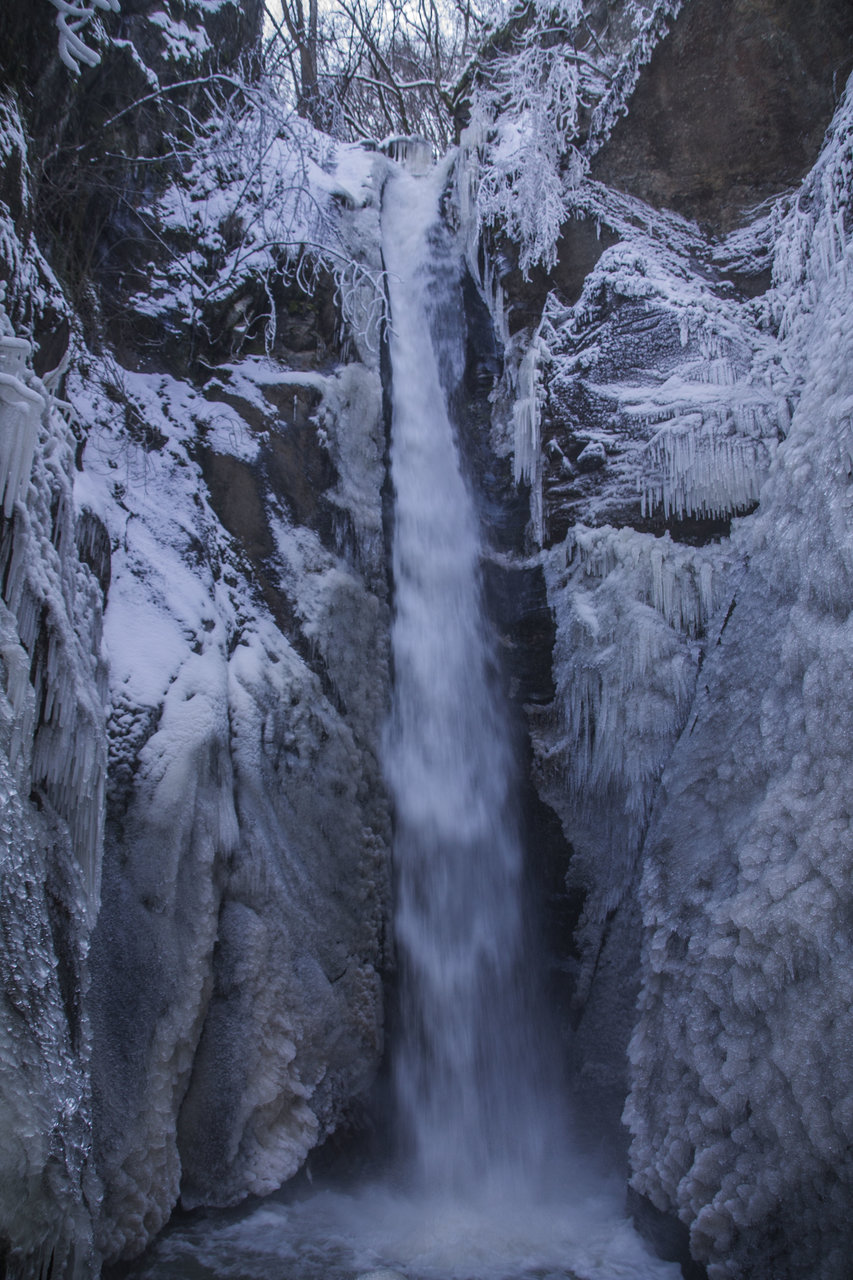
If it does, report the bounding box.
[591,0,853,233]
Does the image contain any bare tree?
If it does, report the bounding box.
[264,0,490,146]
[265,0,323,122]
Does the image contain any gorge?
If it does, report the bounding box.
[2,3,853,1279]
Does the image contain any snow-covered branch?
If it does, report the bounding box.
[48,0,121,74]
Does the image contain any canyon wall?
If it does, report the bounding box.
[1,3,392,1270]
[491,3,853,1275]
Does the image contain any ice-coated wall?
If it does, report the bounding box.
[82,343,392,1259]
[3,0,853,1276]
[626,81,853,1279]
[0,4,393,1268]
[71,129,394,1254]
[491,6,853,1272]
[0,312,108,1277]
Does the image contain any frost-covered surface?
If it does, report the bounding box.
[75,136,392,1257]
[462,0,683,276]
[6,2,853,1275]
[625,76,853,1279]
[474,115,796,1141]
[0,306,107,1276]
[48,0,120,75]
[76,338,391,1261]
[119,83,386,370]
[469,33,853,1280]
[2,18,393,1266]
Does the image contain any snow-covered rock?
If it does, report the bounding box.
[1,8,393,1265]
[626,76,853,1279]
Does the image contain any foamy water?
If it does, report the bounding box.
[128,1179,679,1280]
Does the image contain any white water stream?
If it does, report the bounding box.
[125,153,679,1280]
[383,153,556,1198]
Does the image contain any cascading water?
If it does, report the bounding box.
[382,153,557,1198]
[124,148,680,1280]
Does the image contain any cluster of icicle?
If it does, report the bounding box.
[634,342,785,522]
[640,419,768,523]
[454,127,550,544]
[541,524,727,888]
[0,314,107,1278]
[0,337,42,518]
[770,71,852,341]
[624,75,853,1279]
[381,135,434,176]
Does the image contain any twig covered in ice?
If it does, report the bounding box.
[48,0,121,74]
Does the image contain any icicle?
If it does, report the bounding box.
[639,418,770,522]
[455,121,488,285]
[0,372,44,518]
[381,136,433,175]
[511,335,545,543]
[541,520,730,926]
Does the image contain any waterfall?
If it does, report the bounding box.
[382,158,555,1195]
[122,147,681,1280]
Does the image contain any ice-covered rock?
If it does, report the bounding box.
[626,74,853,1279]
[0,305,107,1277]
[76,314,392,1258]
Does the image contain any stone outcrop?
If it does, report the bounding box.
[591,0,853,234]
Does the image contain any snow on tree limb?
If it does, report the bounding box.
[47,0,121,74]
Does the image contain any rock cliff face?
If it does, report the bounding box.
[492,3,853,1276]
[0,3,391,1271]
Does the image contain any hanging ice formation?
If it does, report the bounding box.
[0,336,43,518]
